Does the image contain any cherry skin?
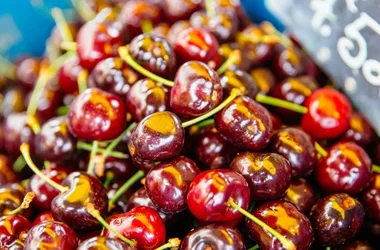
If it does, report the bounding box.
[128,111,184,162]
[221,69,259,99]
[88,57,139,97]
[34,116,76,163]
[230,152,291,201]
[103,206,166,250]
[273,46,306,79]
[180,224,245,250]
[77,236,134,250]
[152,22,170,38]
[15,57,41,90]
[270,127,317,178]
[2,87,26,117]
[310,193,365,246]
[0,185,27,217]
[250,67,276,95]
[246,200,313,250]
[301,87,352,140]
[51,172,109,231]
[284,179,316,213]
[32,212,55,226]
[170,61,222,118]
[0,215,31,250]
[269,112,283,130]
[162,0,201,23]
[102,157,137,183]
[58,56,82,95]
[126,78,170,122]
[341,112,374,147]
[68,88,127,141]
[316,142,372,195]
[219,43,251,71]
[360,174,380,223]
[0,155,17,185]
[187,169,250,223]
[215,95,273,151]
[145,156,200,213]
[167,20,191,45]
[174,28,221,69]
[24,221,78,250]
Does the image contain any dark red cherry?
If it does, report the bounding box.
[284,179,316,213]
[246,200,313,250]
[0,155,17,185]
[32,212,54,226]
[167,20,191,45]
[187,169,250,222]
[51,172,108,231]
[270,127,317,178]
[316,142,372,195]
[0,185,26,217]
[341,112,374,147]
[2,87,26,117]
[28,166,72,211]
[77,236,133,250]
[249,68,276,95]
[68,88,127,141]
[212,0,251,29]
[301,87,352,140]
[361,174,380,223]
[126,78,170,122]
[174,28,221,69]
[0,215,31,249]
[310,193,365,246]
[15,57,41,90]
[34,116,76,163]
[76,19,123,70]
[215,95,273,151]
[58,56,82,95]
[269,112,283,130]
[88,57,139,97]
[24,221,78,249]
[180,224,245,250]
[230,152,291,201]
[128,111,184,162]
[102,157,137,183]
[162,0,201,23]
[152,23,170,38]
[103,206,166,250]
[221,69,259,98]
[145,156,200,213]
[171,61,222,117]
[273,46,306,79]
[219,43,251,71]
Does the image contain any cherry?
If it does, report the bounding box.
[103,206,166,250]
[270,127,317,178]
[174,28,221,69]
[68,88,127,141]
[317,142,372,195]
[152,23,170,38]
[129,34,176,77]
[212,0,251,29]
[58,56,83,95]
[126,78,170,122]
[273,46,306,79]
[230,152,291,201]
[24,221,78,249]
[180,224,245,250]
[215,95,273,151]
[170,61,222,117]
[219,43,251,71]
[128,111,184,162]
[284,179,316,213]
[246,200,313,250]
[301,87,352,140]
[0,214,31,249]
[34,116,76,163]
[102,157,137,183]
[310,193,365,246]
[269,112,283,130]
[162,0,201,23]
[167,20,191,45]
[187,169,250,222]
[88,57,139,97]
[341,112,374,147]
[77,236,133,250]
[15,57,41,90]
[0,185,27,217]
[221,69,259,98]
[250,67,276,95]
[145,156,200,213]
[360,174,380,223]
[0,155,17,185]
[2,87,26,117]
[32,212,55,226]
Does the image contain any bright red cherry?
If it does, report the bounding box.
[0,214,31,249]
[58,56,82,95]
[32,212,55,226]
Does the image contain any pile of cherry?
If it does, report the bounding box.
[1,0,380,249]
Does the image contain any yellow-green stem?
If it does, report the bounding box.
[0,55,16,80]
[71,0,96,21]
[216,50,240,74]
[205,0,216,18]
[255,94,308,114]
[87,141,99,175]
[61,41,77,51]
[155,238,181,250]
[373,164,380,173]
[7,192,35,215]
[314,142,328,157]
[141,19,153,33]
[51,8,73,42]
[78,69,88,93]
[101,122,136,160]
[13,155,26,172]
[77,141,129,159]
[104,171,114,189]
[248,245,259,250]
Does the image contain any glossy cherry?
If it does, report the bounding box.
[162,0,201,23]
[24,221,78,250]
[32,212,55,226]
[15,57,41,90]
[103,206,166,250]
[301,87,352,140]
[170,61,222,117]
[2,87,26,117]
[284,179,316,213]
[167,20,191,45]
[68,87,127,141]
[58,56,83,95]
[219,43,251,71]
[250,67,276,95]
[215,95,273,151]
[270,127,317,178]
[152,22,170,38]
[221,69,259,99]
[187,169,250,222]
[310,193,365,246]
[341,112,374,147]
[77,236,133,250]
[273,46,306,79]
[0,185,26,217]
[230,152,291,201]
[360,174,380,223]
[0,214,31,249]
[0,155,17,185]
[102,157,137,183]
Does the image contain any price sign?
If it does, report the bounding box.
[282,0,380,134]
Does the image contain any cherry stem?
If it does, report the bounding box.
[155,238,181,250]
[227,198,296,250]
[326,248,331,250]
[237,32,281,45]
[26,115,41,134]
[0,55,16,80]
[118,46,174,87]
[189,118,215,134]
[104,171,114,189]
[51,8,73,42]
[86,203,136,246]
[255,94,308,114]
[71,0,96,22]
[216,50,240,75]
[141,19,153,33]
[373,164,380,173]
[87,141,99,175]
[77,141,129,159]
[205,0,216,18]
[261,21,293,48]
[182,89,240,128]
[78,69,88,93]
[314,142,328,157]
[108,170,145,208]
[61,41,77,51]
[44,161,51,170]
[7,192,35,215]
[248,245,259,250]
[56,106,70,116]
[20,143,67,193]
[13,155,26,173]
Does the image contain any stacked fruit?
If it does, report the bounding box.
[0,0,379,249]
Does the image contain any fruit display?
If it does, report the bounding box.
[0,0,380,249]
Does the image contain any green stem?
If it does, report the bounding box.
[78,69,88,93]
[7,192,35,215]
[71,0,96,21]
[205,0,216,18]
[104,171,114,189]
[56,106,70,116]
[326,247,331,250]
[61,41,77,51]
[87,141,99,175]
[155,238,181,250]
[193,119,215,129]
[248,202,256,212]
[372,164,380,173]
[0,55,16,80]
[13,155,26,172]
[315,142,328,157]
[248,245,260,250]
[255,94,308,114]
[118,46,174,87]
[51,8,73,42]
[101,123,136,160]
[182,89,240,128]
[77,142,129,159]
[109,170,145,208]
[216,50,240,75]
[141,19,153,33]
